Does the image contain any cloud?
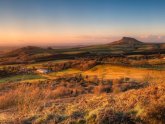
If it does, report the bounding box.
[138,35,165,43]
[74,35,120,43]
[75,34,165,43]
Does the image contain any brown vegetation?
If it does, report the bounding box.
[0,52,165,123]
[0,77,164,123]
[43,59,98,72]
[0,72,160,123]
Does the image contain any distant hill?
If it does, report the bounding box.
[110,37,144,45]
[1,37,165,65]
[0,46,57,65]
[4,46,49,57]
[68,37,165,54]
[0,46,90,65]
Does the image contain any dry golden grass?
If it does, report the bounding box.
[0,90,18,110]
[0,78,164,123]
[47,86,72,99]
[0,65,165,123]
[48,69,82,79]
[36,64,165,83]
[0,86,44,114]
[83,64,165,82]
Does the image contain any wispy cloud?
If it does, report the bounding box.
[138,35,165,43]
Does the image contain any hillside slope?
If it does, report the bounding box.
[73,37,165,54]
[0,77,165,123]
[110,37,144,45]
[3,46,53,57]
[1,37,165,65]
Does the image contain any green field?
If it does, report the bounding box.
[48,68,82,77]
[0,74,46,83]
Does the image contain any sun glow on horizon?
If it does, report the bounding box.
[0,0,165,46]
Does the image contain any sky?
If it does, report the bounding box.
[0,0,165,46]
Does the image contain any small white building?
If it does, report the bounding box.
[36,69,49,74]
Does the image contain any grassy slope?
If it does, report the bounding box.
[0,79,164,123]
[40,64,165,83]
[48,69,82,78]
[0,64,165,123]
[83,65,165,82]
[27,59,71,68]
[53,43,164,54]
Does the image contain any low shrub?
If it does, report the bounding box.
[94,85,112,94]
